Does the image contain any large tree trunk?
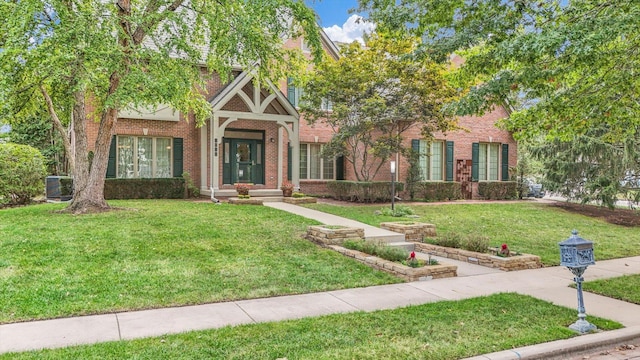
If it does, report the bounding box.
[64,92,116,214]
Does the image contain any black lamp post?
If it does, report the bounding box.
[559,230,597,334]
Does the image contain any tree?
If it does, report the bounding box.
[0,0,321,214]
[359,1,640,142]
[299,32,457,181]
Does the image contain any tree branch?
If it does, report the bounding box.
[40,85,75,174]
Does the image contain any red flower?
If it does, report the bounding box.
[501,243,508,250]
[410,251,416,259]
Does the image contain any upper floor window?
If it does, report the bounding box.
[117,136,172,178]
[300,143,335,180]
[287,77,331,110]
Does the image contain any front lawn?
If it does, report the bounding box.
[1,293,621,359]
[304,202,640,265]
[0,200,400,324]
[582,274,640,305]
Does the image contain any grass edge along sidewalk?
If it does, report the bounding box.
[0,293,623,359]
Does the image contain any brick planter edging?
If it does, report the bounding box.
[414,243,542,271]
[228,198,264,205]
[379,222,436,242]
[306,225,365,246]
[328,245,457,281]
[283,197,318,204]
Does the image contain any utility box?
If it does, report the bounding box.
[46,176,73,201]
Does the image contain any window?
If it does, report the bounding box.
[417,140,444,181]
[300,143,335,180]
[287,77,331,110]
[116,136,172,178]
[478,143,500,181]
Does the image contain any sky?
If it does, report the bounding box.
[305,0,374,44]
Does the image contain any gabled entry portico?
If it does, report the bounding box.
[200,69,300,196]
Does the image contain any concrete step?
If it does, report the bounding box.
[364,234,406,244]
[215,189,284,197]
[387,241,415,252]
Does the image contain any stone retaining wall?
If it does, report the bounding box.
[379,222,436,242]
[329,245,457,281]
[283,197,318,205]
[414,243,542,271]
[228,198,263,205]
[306,225,364,246]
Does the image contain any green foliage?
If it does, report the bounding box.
[405,148,422,200]
[361,1,640,144]
[428,231,489,252]
[429,232,462,249]
[103,178,186,199]
[326,181,405,203]
[378,205,415,217]
[477,181,518,200]
[412,181,463,201]
[463,234,491,253]
[300,31,458,181]
[343,240,408,262]
[0,143,47,206]
[292,191,306,198]
[182,172,200,198]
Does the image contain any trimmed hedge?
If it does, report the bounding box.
[326,181,405,203]
[104,178,186,199]
[411,182,463,201]
[0,143,47,206]
[478,181,518,200]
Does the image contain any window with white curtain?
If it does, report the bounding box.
[478,143,500,181]
[418,140,444,181]
[117,136,172,178]
[300,143,335,180]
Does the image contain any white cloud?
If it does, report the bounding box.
[323,14,375,44]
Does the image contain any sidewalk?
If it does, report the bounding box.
[2,203,640,358]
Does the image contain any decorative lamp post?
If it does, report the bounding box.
[390,161,396,211]
[559,230,597,334]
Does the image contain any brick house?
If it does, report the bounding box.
[88,30,516,200]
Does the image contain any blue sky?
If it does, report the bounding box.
[306,0,374,43]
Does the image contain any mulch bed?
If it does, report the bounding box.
[549,202,640,227]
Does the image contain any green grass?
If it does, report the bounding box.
[0,200,400,324]
[304,202,640,265]
[1,293,622,359]
[582,274,640,304]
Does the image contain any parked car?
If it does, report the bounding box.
[527,183,544,198]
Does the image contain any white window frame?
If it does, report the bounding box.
[300,143,336,180]
[418,140,445,181]
[116,136,173,179]
[478,143,500,181]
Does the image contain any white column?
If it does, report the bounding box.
[277,127,283,189]
[200,121,209,194]
[211,115,220,191]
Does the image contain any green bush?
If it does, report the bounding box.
[104,178,186,199]
[478,181,518,200]
[326,181,405,203]
[378,205,415,217]
[0,143,47,206]
[182,172,200,198]
[343,240,408,262]
[463,234,490,253]
[411,182,463,201]
[431,232,462,248]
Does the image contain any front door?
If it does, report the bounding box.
[223,138,264,184]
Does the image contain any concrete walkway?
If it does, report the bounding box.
[2,203,640,359]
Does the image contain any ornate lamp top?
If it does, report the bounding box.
[559,230,595,268]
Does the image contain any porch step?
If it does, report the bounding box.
[364,233,406,244]
[214,189,284,197]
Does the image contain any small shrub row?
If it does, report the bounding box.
[428,232,491,253]
[410,181,463,201]
[478,181,518,200]
[377,205,415,217]
[104,178,186,199]
[343,240,408,262]
[0,143,47,206]
[326,181,405,203]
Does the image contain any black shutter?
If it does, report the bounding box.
[501,144,509,181]
[471,143,479,182]
[287,143,292,181]
[106,136,117,178]
[336,155,345,180]
[446,141,454,181]
[173,138,183,177]
[287,77,295,106]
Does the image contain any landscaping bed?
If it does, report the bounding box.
[379,221,436,241]
[414,243,542,271]
[329,245,457,281]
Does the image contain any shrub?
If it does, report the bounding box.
[463,234,490,253]
[292,191,306,198]
[431,232,462,248]
[182,172,200,198]
[343,240,407,262]
[378,205,415,217]
[0,143,47,206]
[478,181,518,200]
[104,178,186,199]
[411,182,463,201]
[326,181,405,203]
